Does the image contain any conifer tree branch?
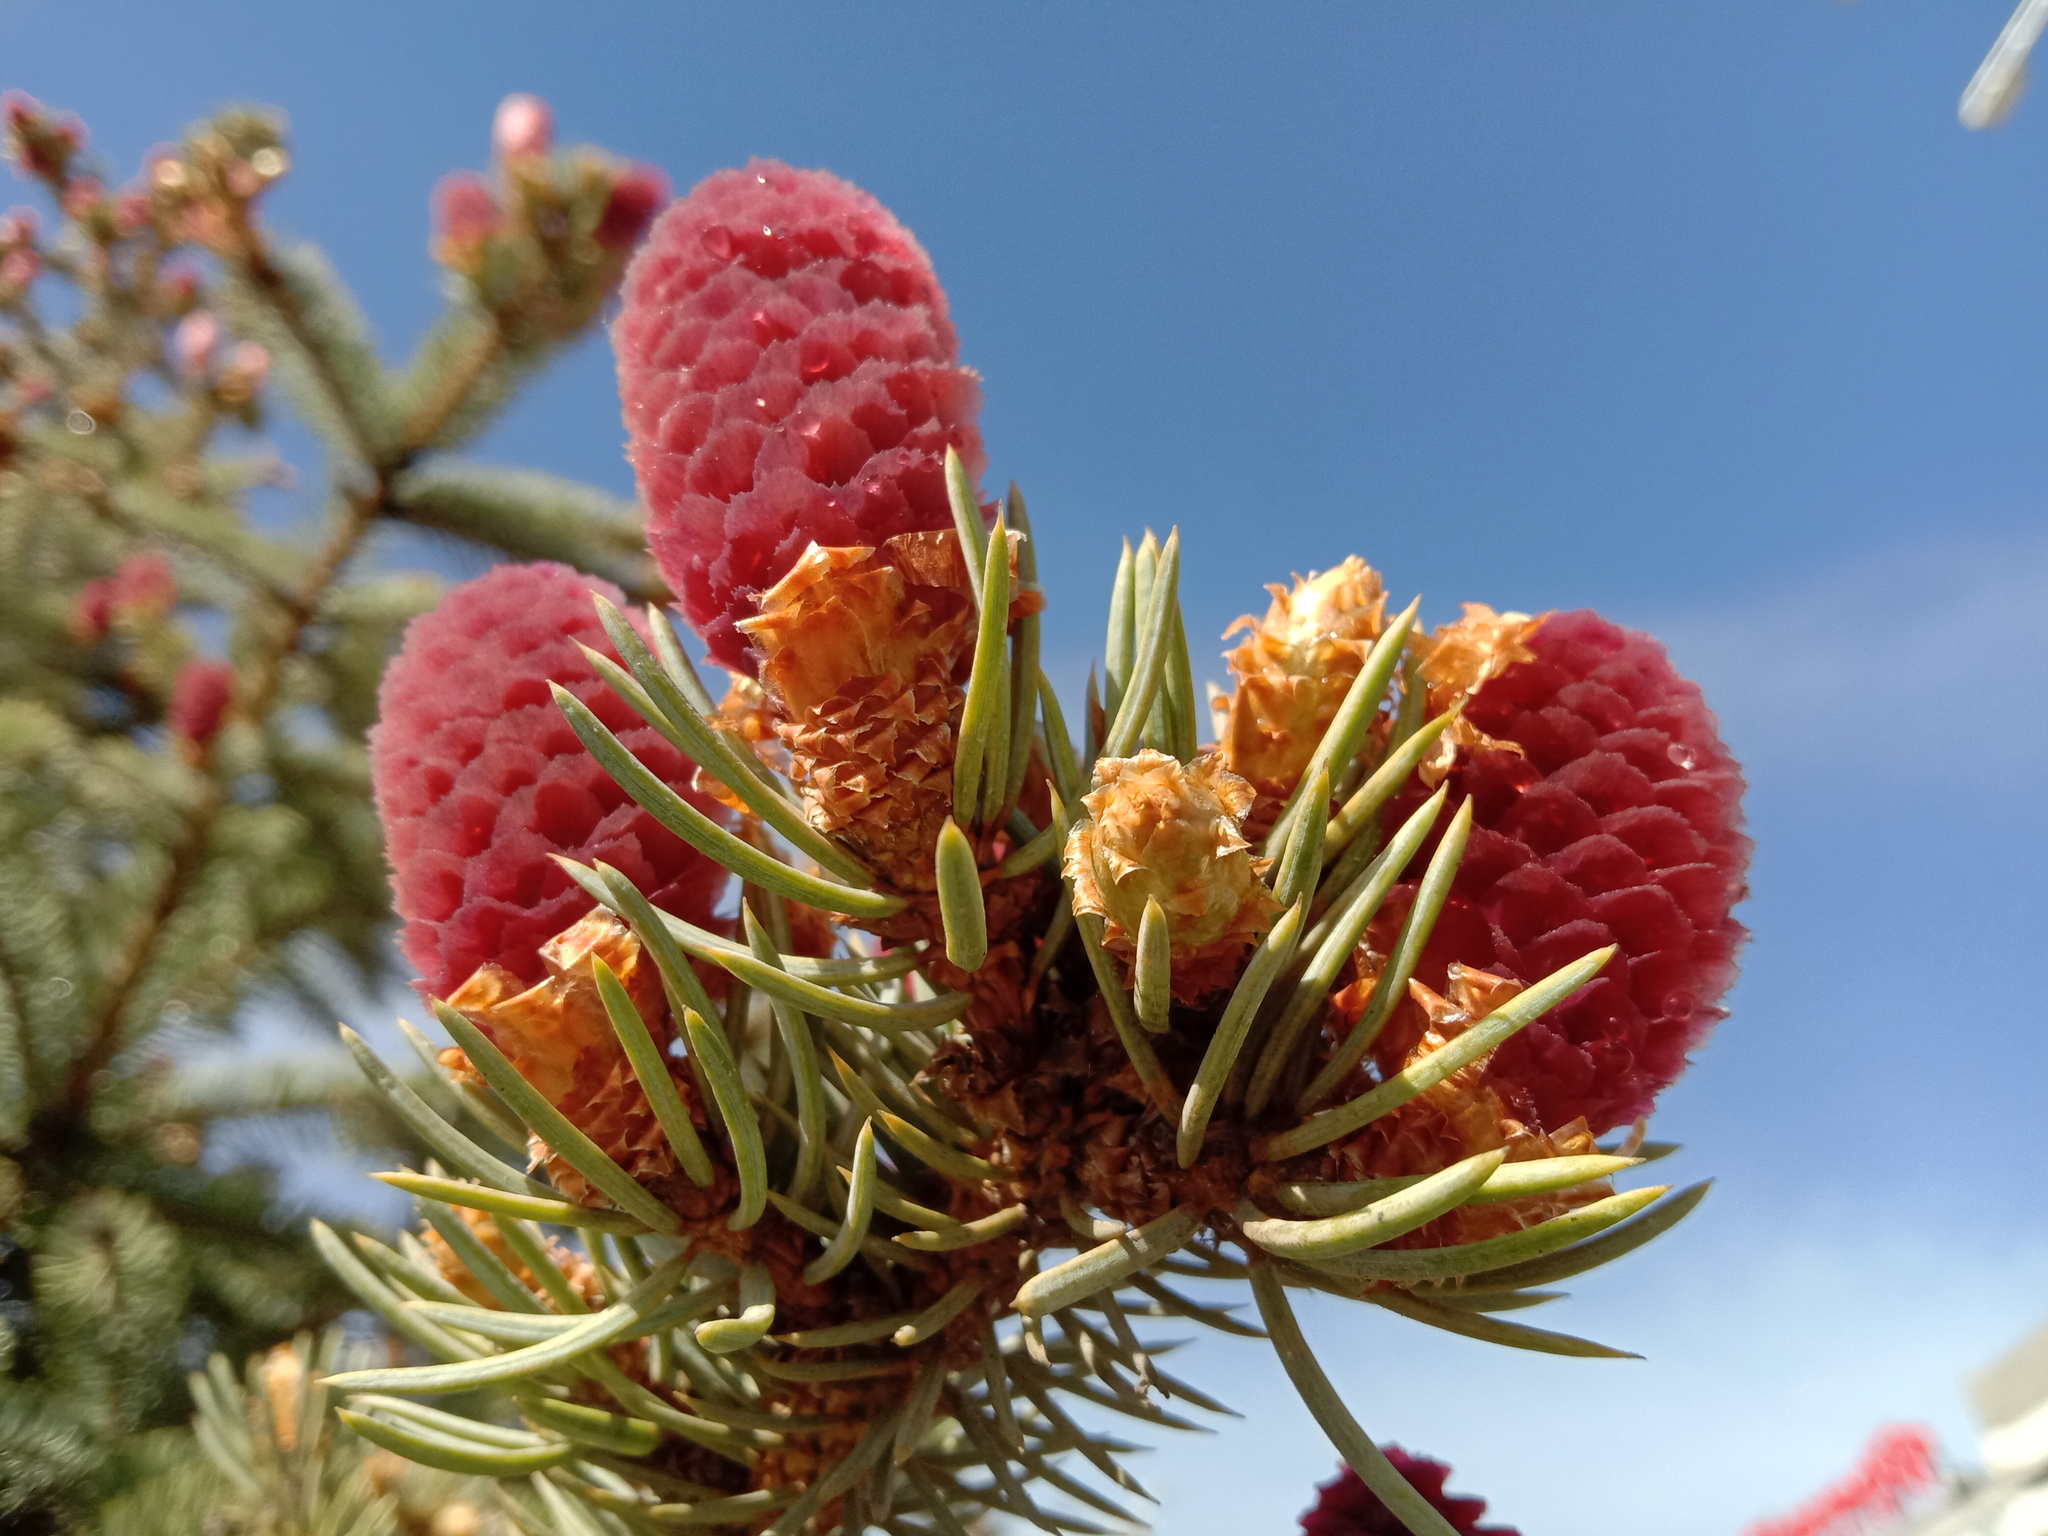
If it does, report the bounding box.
[395,308,504,455]
[63,490,381,1114]
[215,228,388,469]
[0,92,683,1525]
[389,462,666,600]
[56,460,306,602]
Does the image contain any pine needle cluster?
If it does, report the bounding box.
[312,162,1750,1536]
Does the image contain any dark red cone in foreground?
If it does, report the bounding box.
[613,159,986,673]
[1302,1453,1519,1536]
[1385,610,1750,1136]
[370,562,731,998]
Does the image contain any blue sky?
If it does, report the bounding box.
[11,4,2048,1532]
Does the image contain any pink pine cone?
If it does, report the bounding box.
[369,561,731,999]
[168,658,233,748]
[613,159,986,672]
[1301,1453,1519,1536]
[74,551,175,639]
[1386,610,1750,1136]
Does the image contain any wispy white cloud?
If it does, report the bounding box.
[1113,1217,2048,1536]
[1646,535,2048,790]
[1047,532,2048,793]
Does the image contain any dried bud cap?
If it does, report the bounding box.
[594,162,668,250]
[440,909,725,1216]
[1410,601,1541,783]
[172,311,220,378]
[1415,604,1539,699]
[739,531,1003,886]
[169,658,234,750]
[1332,962,1608,1244]
[259,1343,306,1453]
[492,92,554,161]
[420,1199,603,1310]
[1065,749,1280,997]
[1222,557,1390,821]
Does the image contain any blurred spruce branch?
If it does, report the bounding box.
[94,1326,511,1536]
[0,88,665,1530]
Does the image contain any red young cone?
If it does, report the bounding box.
[369,561,731,999]
[491,93,554,162]
[168,658,232,749]
[430,171,500,272]
[73,551,175,639]
[595,165,668,251]
[613,159,986,672]
[1301,1453,1519,1536]
[1377,609,1749,1136]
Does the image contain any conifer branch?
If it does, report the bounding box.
[214,234,390,468]
[390,461,665,599]
[62,490,380,1114]
[394,306,503,454]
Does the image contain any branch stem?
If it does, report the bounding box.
[63,487,379,1113]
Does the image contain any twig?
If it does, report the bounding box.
[397,309,505,454]
[62,487,380,1113]
[226,231,383,468]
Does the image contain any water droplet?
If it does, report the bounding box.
[799,338,835,379]
[1667,742,1698,771]
[701,225,734,260]
[66,409,95,435]
[750,308,796,347]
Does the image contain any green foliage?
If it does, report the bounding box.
[95,1329,510,1536]
[390,464,660,601]
[0,92,666,1528]
[303,500,1709,1534]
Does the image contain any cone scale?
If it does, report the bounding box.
[334,163,1750,1536]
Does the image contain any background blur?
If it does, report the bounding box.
[8,4,2046,1532]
